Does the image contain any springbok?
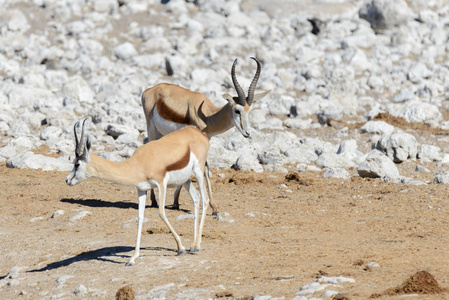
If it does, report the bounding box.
[66,119,211,266]
[141,57,270,209]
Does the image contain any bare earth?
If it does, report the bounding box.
[1,120,448,299]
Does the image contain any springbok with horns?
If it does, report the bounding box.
[66,119,212,266]
[141,57,270,209]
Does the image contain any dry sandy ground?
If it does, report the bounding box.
[0,129,448,299]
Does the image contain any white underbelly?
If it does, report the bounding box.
[153,106,187,136]
[166,154,195,187]
[135,154,198,191]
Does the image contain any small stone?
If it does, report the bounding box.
[29,216,44,222]
[74,284,88,296]
[51,210,66,218]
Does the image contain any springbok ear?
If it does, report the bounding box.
[83,135,91,160]
[252,90,271,101]
[222,93,235,106]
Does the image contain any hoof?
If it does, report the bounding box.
[190,247,201,253]
[125,261,134,267]
[213,212,223,221]
[177,249,186,256]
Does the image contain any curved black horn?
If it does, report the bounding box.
[74,121,81,156]
[247,57,261,106]
[231,59,246,105]
[75,118,88,156]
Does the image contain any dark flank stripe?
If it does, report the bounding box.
[156,99,190,124]
[166,148,190,171]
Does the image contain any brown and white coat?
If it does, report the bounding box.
[66,120,211,266]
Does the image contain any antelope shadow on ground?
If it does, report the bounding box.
[61,198,190,212]
[27,246,177,273]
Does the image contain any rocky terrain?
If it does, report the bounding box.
[0,0,449,299]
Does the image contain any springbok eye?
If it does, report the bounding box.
[235,110,241,115]
[75,162,80,169]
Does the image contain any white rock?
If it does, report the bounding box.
[316,152,355,169]
[317,105,344,125]
[374,133,418,163]
[359,0,412,29]
[393,89,416,103]
[0,121,10,132]
[234,152,263,173]
[105,124,140,139]
[69,211,91,224]
[62,76,94,104]
[418,144,442,162]
[367,74,384,90]
[67,20,88,36]
[114,42,138,60]
[322,290,340,297]
[337,139,362,163]
[415,164,430,173]
[258,150,288,166]
[317,276,355,284]
[323,168,351,179]
[357,150,400,179]
[284,145,318,164]
[115,132,141,146]
[208,141,239,169]
[7,85,61,109]
[51,210,66,218]
[408,62,432,84]
[417,10,439,23]
[283,118,312,130]
[165,0,190,14]
[434,172,449,184]
[40,126,63,140]
[297,164,322,172]
[256,118,284,130]
[29,216,44,222]
[93,0,119,13]
[0,9,30,32]
[0,145,17,161]
[9,137,34,152]
[6,119,31,137]
[361,120,394,135]
[367,262,381,268]
[297,282,328,295]
[74,284,88,296]
[55,275,74,288]
[394,101,442,127]
[7,153,72,171]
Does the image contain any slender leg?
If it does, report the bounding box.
[157,182,185,254]
[183,181,200,252]
[192,170,209,251]
[144,121,159,208]
[204,165,219,217]
[127,190,146,266]
[143,118,157,144]
[172,186,181,209]
[150,190,158,207]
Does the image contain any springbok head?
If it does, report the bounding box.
[66,118,92,186]
[223,57,270,138]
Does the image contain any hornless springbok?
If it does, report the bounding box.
[66,119,211,266]
[141,57,270,209]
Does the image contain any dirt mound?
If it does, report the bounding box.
[372,271,443,297]
[373,113,449,135]
[116,285,135,300]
